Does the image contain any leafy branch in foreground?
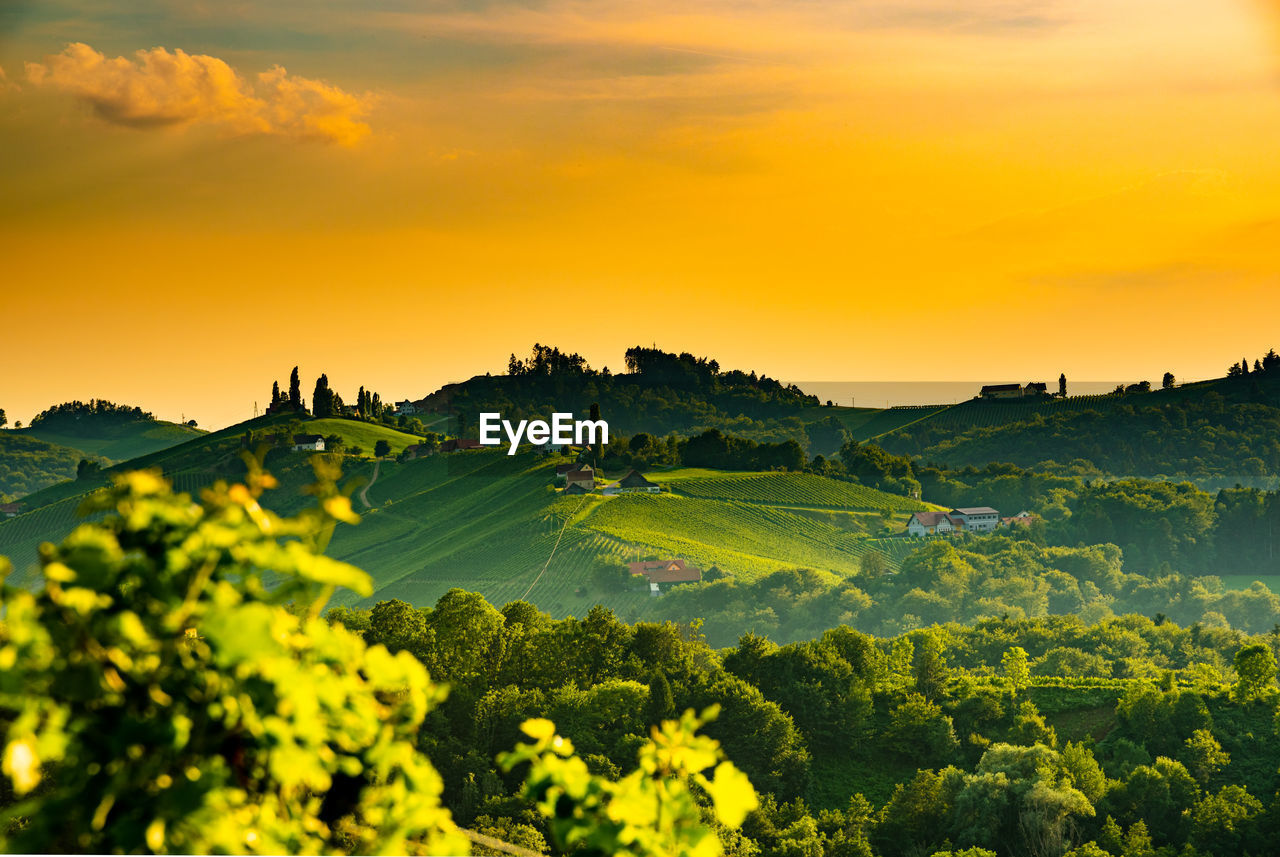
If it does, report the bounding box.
[499,705,758,857]
[0,460,466,854]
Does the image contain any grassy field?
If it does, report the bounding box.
[304,419,423,455]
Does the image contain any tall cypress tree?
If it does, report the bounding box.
[312,374,333,418]
[270,381,282,411]
[289,367,302,410]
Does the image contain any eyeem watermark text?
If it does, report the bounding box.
[478,413,609,455]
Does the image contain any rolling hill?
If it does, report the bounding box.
[0,419,205,500]
[0,424,935,617]
[873,370,1280,481]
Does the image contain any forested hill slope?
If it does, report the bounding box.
[875,368,1280,482]
[0,402,205,499]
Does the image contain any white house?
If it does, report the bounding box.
[394,400,421,416]
[949,507,1000,532]
[292,433,326,452]
[906,511,960,537]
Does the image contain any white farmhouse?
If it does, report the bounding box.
[906,511,960,537]
[292,433,326,452]
[949,507,1000,532]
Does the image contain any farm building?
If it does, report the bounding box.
[979,382,1049,399]
[394,400,421,416]
[949,507,1000,532]
[1,502,22,518]
[565,466,595,492]
[628,559,702,594]
[564,482,593,495]
[979,383,1024,400]
[604,470,661,495]
[1002,511,1036,527]
[556,462,587,481]
[291,434,326,452]
[440,438,483,453]
[906,511,961,536]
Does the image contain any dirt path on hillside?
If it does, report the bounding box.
[358,459,381,509]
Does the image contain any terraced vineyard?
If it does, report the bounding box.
[0,496,88,586]
[579,494,880,581]
[662,469,932,511]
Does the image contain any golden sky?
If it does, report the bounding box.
[2,0,1280,428]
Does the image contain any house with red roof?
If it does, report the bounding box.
[628,559,703,594]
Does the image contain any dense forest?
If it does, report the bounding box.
[633,537,1280,647]
[0,432,101,501]
[339,588,1280,857]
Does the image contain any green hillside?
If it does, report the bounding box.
[0,430,933,617]
[0,415,426,581]
[0,418,205,500]
[316,452,931,615]
[875,370,1280,478]
[0,432,91,500]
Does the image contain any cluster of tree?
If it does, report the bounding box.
[27,399,154,433]
[645,537,1280,647]
[1225,348,1280,377]
[266,366,306,414]
[267,367,395,424]
[880,378,1280,481]
[430,345,821,447]
[322,584,1280,857]
[507,343,596,377]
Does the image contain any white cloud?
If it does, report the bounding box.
[25,42,372,145]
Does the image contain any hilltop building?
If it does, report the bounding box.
[440,438,483,453]
[979,382,1050,400]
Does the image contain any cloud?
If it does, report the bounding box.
[24,42,372,145]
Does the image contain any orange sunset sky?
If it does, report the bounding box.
[2,0,1280,429]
